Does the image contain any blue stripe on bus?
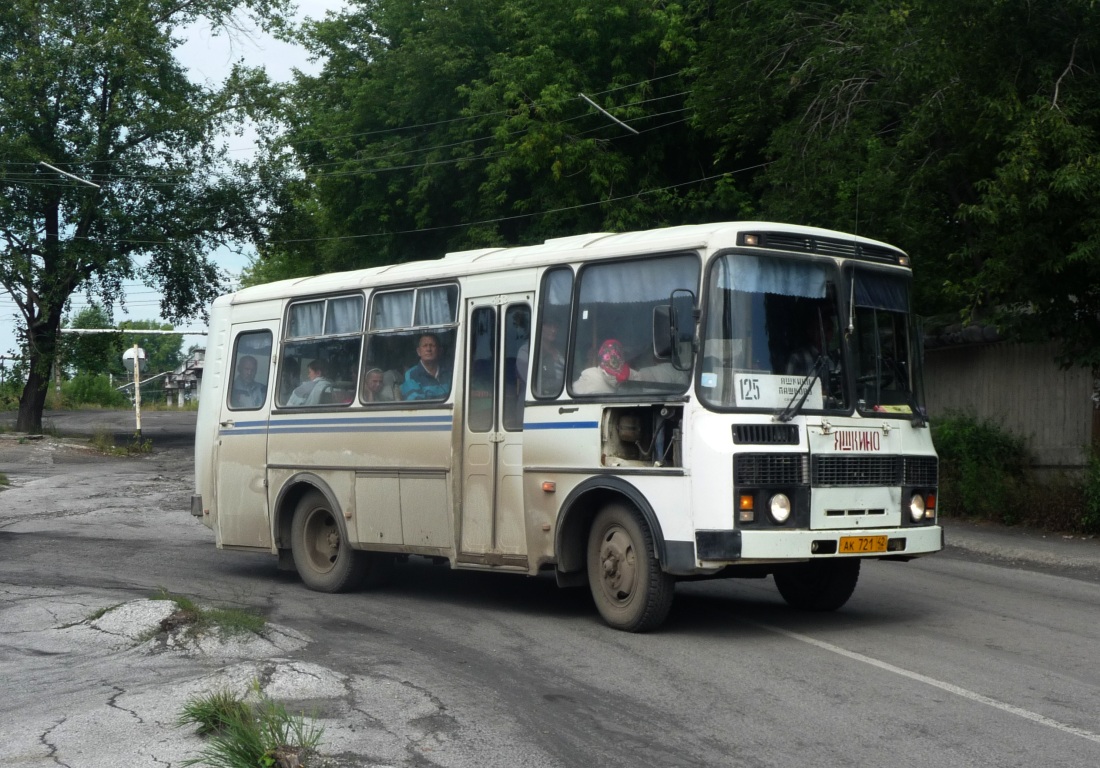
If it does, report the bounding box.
[223,416,595,435]
[269,424,452,434]
[269,415,451,426]
[219,414,453,437]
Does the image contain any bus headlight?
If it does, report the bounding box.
[769,493,791,524]
[909,493,926,522]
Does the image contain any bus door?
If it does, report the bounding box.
[460,297,531,566]
[214,323,276,549]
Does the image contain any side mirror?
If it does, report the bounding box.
[669,289,696,371]
[652,305,672,359]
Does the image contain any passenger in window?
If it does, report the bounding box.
[361,367,397,403]
[287,359,331,406]
[231,355,266,408]
[517,320,565,397]
[401,333,451,401]
[572,339,637,395]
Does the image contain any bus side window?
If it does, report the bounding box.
[532,268,573,399]
[228,331,272,410]
[365,284,460,405]
[277,295,364,408]
[569,255,699,396]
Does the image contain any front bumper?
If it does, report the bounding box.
[695,525,943,564]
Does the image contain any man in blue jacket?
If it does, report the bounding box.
[402,334,451,401]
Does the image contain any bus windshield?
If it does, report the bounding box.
[699,252,847,412]
[699,252,925,417]
[849,267,923,417]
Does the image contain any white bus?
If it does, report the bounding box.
[192,221,941,631]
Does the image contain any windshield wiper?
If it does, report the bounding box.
[774,355,828,423]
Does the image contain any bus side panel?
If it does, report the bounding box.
[520,402,602,570]
[266,407,455,555]
[194,299,232,536]
[520,402,697,573]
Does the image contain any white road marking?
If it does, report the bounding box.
[751,621,1100,745]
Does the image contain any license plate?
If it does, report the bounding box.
[839,535,888,554]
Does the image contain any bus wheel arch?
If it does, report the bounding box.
[273,474,347,552]
[274,475,366,592]
[554,478,668,586]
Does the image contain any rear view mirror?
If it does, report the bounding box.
[652,305,672,359]
[669,289,696,371]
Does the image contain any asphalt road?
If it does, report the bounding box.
[1,411,1098,767]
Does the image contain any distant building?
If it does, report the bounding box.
[164,348,204,406]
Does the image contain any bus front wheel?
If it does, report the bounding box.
[586,503,674,632]
[774,559,860,611]
[291,490,367,592]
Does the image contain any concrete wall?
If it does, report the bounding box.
[924,341,1097,469]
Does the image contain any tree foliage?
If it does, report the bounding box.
[63,306,183,377]
[691,0,1100,365]
[63,304,121,376]
[0,0,291,430]
[246,0,739,284]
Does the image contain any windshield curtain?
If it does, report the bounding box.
[700,253,845,412]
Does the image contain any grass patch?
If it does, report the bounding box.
[179,689,254,736]
[179,683,324,768]
[85,603,125,622]
[89,428,152,456]
[0,472,8,486]
[151,589,266,639]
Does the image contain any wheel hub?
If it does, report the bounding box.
[598,527,636,600]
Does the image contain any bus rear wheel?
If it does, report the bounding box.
[586,503,674,632]
[774,559,861,611]
[291,490,368,592]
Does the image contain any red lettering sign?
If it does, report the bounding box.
[833,430,882,451]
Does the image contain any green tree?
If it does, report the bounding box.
[63,305,181,387]
[62,304,121,375]
[247,0,737,285]
[117,319,183,375]
[0,0,291,432]
[692,0,1100,365]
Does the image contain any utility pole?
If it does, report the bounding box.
[122,345,146,439]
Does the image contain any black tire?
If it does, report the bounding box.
[774,559,861,611]
[586,503,675,632]
[290,490,368,592]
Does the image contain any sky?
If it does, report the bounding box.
[0,0,346,364]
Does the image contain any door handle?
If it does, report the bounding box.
[220,419,234,427]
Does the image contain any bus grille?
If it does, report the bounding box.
[813,455,902,487]
[903,456,939,486]
[732,424,799,445]
[735,454,809,486]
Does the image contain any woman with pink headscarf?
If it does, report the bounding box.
[572,339,637,394]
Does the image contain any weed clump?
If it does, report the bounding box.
[90,428,152,455]
[179,684,324,768]
[151,589,266,639]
